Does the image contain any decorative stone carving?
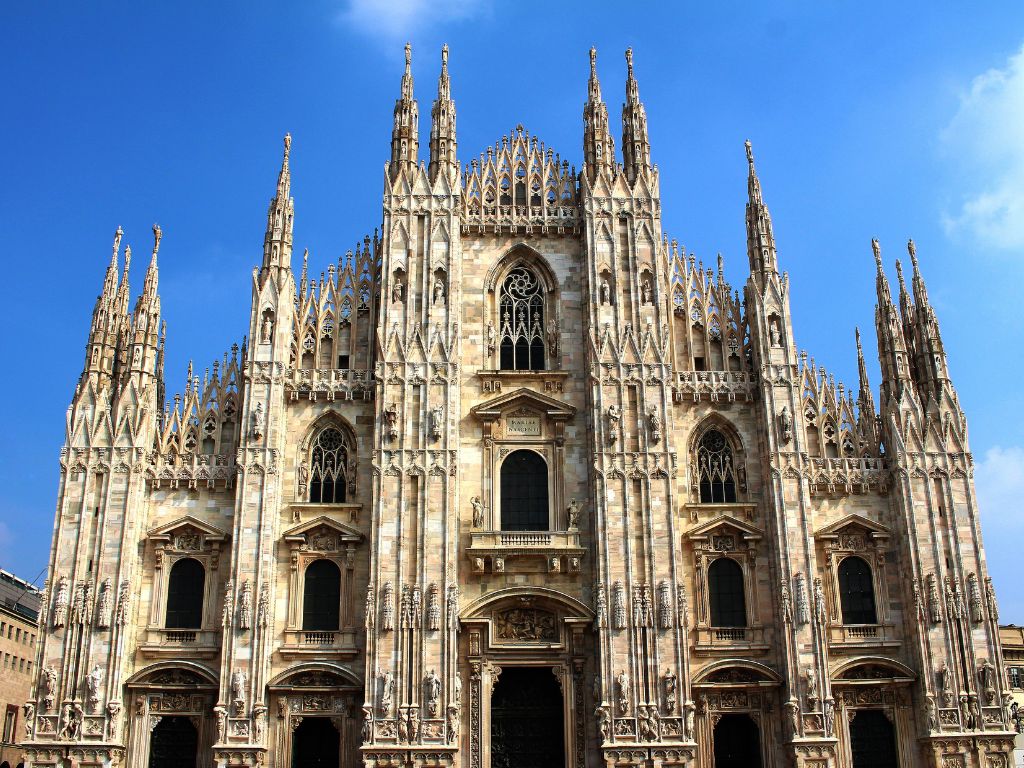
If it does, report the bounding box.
[494,608,557,642]
[978,659,996,705]
[238,579,253,630]
[41,666,57,711]
[779,406,793,443]
[106,700,121,740]
[612,580,627,629]
[446,582,460,630]
[379,670,394,717]
[927,574,942,624]
[59,703,83,740]
[222,579,234,628]
[53,576,69,628]
[595,582,607,628]
[566,498,581,530]
[647,406,662,444]
[381,581,394,631]
[213,705,227,742]
[432,275,446,306]
[257,581,269,627]
[86,665,104,712]
[115,579,131,626]
[985,576,999,621]
[794,573,810,625]
[95,578,113,628]
[939,663,954,707]
[470,496,484,528]
[231,669,246,716]
[251,402,265,440]
[677,581,689,628]
[383,403,399,440]
[23,701,34,739]
[779,577,793,623]
[804,666,818,704]
[813,577,827,626]
[633,583,653,627]
[967,572,983,623]
[657,580,671,629]
[430,405,444,440]
[663,670,677,714]
[427,583,441,631]
[606,405,621,445]
[425,670,442,717]
[616,670,630,716]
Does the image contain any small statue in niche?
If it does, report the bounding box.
[663,670,677,714]
[297,462,309,497]
[392,278,404,304]
[566,498,581,530]
[804,665,818,703]
[939,663,954,706]
[53,576,69,628]
[253,704,267,742]
[251,402,265,440]
[432,276,446,306]
[214,705,228,742]
[425,670,442,717]
[231,669,247,716]
[86,665,103,712]
[486,320,496,356]
[379,670,395,716]
[95,578,113,628]
[979,658,996,704]
[599,278,611,305]
[641,278,652,305]
[769,319,781,346]
[22,701,34,739]
[260,313,273,344]
[779,405,793,444]
[615,670,630,716]
[384,403,399,440]
[430,405,443,440]
[546,319,559,357]
[606,405,621,445]
[238,580,253,630]
[42,666,58,710]
[470,496,484,528]
[647,405,662,443]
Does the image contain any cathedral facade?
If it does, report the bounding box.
[22,45,1015,768]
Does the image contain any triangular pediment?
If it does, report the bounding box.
[283,515,363,544]
[470,387,576,422]
[687,514,764,541]
[146,515,228,543]
[814,514,890,540]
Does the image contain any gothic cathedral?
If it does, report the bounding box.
[22,46,1014,768]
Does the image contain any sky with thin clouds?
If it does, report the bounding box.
[2,1,1023,617]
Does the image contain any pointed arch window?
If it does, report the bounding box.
[309,427,352,503]
[838,556,877,625]
[303,559,341,631]
[165,558,205,629]
[500,450,549,531]
[698,429,737,503]
[708,557,746,627]
[499,267,546,371]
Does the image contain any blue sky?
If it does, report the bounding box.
[3,1,1024,616]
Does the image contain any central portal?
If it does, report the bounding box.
[491,666,565,768]
[292,717,340,768]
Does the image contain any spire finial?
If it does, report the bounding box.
[123,244,132,275]
[152,223,162,256]
[405,42,412,69]
[895,258,906,288]
[856,326,863,352]
[871,238,882,268]
[112,226,123,261]
[744,139,754,168]
[626,47,634,75]
[590,46,597,72]
[283,132,292,162]
[907,237,917,267]
[441,43,448,70]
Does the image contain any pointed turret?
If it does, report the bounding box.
[428,44,457,185]
[744,140,778,278]
[583,47,614,182]
[81,227,125,383]
[127,224,163,378]
[855,327,879,450]
[872,238,914,405]
[261,134,295,280]
[390,42,419,180]
[621,47,651,184]
[904,239,952,398]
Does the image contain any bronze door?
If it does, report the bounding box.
[292,716,340,768]
[491,667,564,768]
[849,709,898,768]
[149,716,198,768]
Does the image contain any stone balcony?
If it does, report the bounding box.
[672,370,757,403]
[138,627,221,659]
[466,530,585,574]
[827,623,900,651]
[278,628,360,659]
[693,625,770,655]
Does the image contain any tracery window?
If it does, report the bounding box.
[499,267,546,371]
[309,427,350,503]
[698,429,737,503]
[500,450,549,531]
[837,556,877,625]
[302,559,341,631]
[165,558,205,629]
[708,558,746,627]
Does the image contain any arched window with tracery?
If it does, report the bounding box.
[499,267,546,371]
[303,559,341,631]
[697,429,737,503]
[708,558,746,627]
[165,558,205,629]
[838,556,877,625]
[309,427,351,503]
[500,450,549,530]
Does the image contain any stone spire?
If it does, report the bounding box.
[428,44,457,186]
[908,238,929,307]
[390,42,419,179]
[855,327,878,449]
[125,224,163,378]
[583,47,614,182]
[872,238,914,404]
[904,239,952,398]
[81,227,128,383]
[744,140,778,277]
[261,134,295,279]
[621,47,651,184]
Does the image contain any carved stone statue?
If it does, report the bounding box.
[23,701,34,739]
[106,700,121,740]
[486,320,496,356]
[251,402,265,440]
[53,576,69,628]
[566,498,581,530]
[432,276,446,306]
[86,665,104,712]
[641,278,652,304]
[597,705,611,741]
[384,403,399,440]
[599,278,610,305]
[59,703,83,740]
[979,658,996,705]
[391,278,404,304]
[470,496,484,528]
[612,580,627,629]
[647,405,662,443]
[231,669,247,716]
[939,663,954,706]
[361,705,373,744]
[257,582,269,628]
[606,405,621,445]
[430,405,443,440]
[260,313,273,343]
[214,705,228,742]
[380,670,395,716]
[658,581,672,629]
[42,666,58,711]
[794,573,809,625]
[115,579,131,626]
[813,577,827,626]
[663,670,677,713]
[381,581,395,631]
[95,578,113,628]
[253,704,267,742]
[222,580,234,628]
[823,698,835,735]
[238,580,253,630]
[425,670,442,717]
[805,666,818,703]
[446,704,459,743]
[616,670,630,716]
[638,705,658,740]
[427,584,441,631]
[447,583,460,630]
[779,406,793,443]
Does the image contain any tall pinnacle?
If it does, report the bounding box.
[621,47,651,183]
[390,42,420,176]
[429,44,458,185]
[744,140,778,277]
[583,47,614,181]
[908,238,929,306]
[262,134,295,276]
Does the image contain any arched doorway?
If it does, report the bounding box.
[491,667,564,768]
[292,717,340,768]
[713,713,761,768]
[849,709,898,768]
[149,715,198,768]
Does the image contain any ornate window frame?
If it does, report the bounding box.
[140,517,227,658]
[815,515,897,649]
[687,515,768,652]
[281,516,363,657]
[684,418,754,521]
[294,413,358,506]
[467,389,582,574]
[830,659,916,765]
[483,246,560,373]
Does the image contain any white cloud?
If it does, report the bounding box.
[975,445,1024,622]
[338,0,487,43]
[942,44,1024,249]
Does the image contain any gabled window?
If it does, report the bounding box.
[698,429,737,503]
[309,427,349,503]
[499,267,546,371]
[708,558,746,627]
[303,559,341,631]
[165,558,205,629]
[838,556,877,624]
[500,450,549,531]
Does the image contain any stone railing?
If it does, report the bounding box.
[693,625,768,653]
[673,371,757,403]
[466,530,585,575]
[828,623,900,648]
[286,368,374,402]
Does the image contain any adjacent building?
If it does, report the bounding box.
[21,46,1016,768]
[0,570,41,768]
